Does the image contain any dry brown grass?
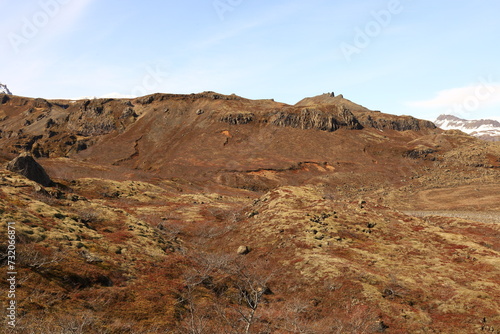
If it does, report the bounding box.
[1,165,499,333]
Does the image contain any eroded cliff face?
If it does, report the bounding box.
[296,93,437,132]
[356,113,436,131]
[0,95,138,158]
[268,105,363,131]
[216,95,436,133]
[0,92,439,175]
[1,91,499,334]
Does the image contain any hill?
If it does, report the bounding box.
[0,92,499,333]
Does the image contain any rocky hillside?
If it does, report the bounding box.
[0,92,439,190]
[0,92,499,333]
[0,165,499,333]
[435,114,500,141]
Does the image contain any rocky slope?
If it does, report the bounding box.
[0,92,499,333]
[435,114,500,141]
[0,167,499,333]
[0,92,439,190]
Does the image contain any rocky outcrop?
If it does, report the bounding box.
[358,114,436,131]
[0,94,9,104]
[135,92,244,105]
[403,147,437,160]
[6,152,54,186]
[32,98,51,109]
[295,93,437,132]
[269,106,362,132]
[220,112,255,125]
[66,99,127,136]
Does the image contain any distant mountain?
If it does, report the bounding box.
[434,114,500,141]
[0,83,12,95]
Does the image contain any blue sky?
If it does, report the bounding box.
[1,0,499,121]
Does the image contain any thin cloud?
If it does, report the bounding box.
[1,0,98,96]
[2,0,97,54]
[407,83,500,109]
[194,1,308,51]
[194,20,265,50]
[52,0,97,33]
[33,0,97,45]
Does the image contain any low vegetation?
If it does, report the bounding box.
[1,169,499,333]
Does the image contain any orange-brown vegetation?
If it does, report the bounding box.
[0,92,499,333]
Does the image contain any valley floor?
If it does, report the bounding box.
[405,211,500,224]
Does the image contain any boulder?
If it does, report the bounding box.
[6,152,54,187]
[237,245,251,255]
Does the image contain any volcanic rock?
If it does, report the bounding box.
[6,152,54,186]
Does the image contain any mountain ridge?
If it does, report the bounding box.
[435,114,500,141]
[1,91,499,333]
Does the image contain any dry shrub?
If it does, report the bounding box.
[31,189,60,206]
[106,230,134,244]
[76,208,104,225]
[8,311,108,334]
[17,242,64,271]
[205,206,245,224]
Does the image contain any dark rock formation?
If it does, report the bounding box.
[67,99,119,136]
[6,152,54,186]
[403,147,437,160]
[220,112,255,125]
[0,94,10,104]
[32,98,51,109]
[357,114,436,131]
[269,106,362,132]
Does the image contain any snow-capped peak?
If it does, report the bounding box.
[434,114,500,141]
[0,83,12,95]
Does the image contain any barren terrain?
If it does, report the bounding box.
[405,211,500,225]
[0,92,499,333]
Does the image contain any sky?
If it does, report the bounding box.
[1,0,500,122]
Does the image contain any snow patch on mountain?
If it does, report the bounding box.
[435,114,500,141]
[0,83,12,95]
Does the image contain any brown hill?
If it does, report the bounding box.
[1,92,437,187]
[0,92,499,333]
[1,91,496,203]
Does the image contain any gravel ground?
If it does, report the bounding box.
[404,211,500,224]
